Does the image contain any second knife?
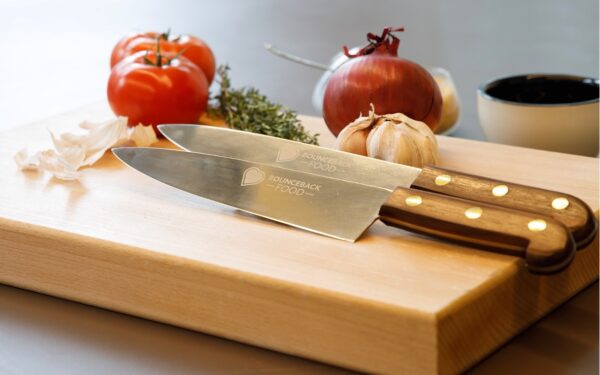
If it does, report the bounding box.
[159,125,597,248]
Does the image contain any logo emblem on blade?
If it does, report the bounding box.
[276,145,300,162]
[240,166,322,197]
[241,167,266,186]
[275,145,351,174]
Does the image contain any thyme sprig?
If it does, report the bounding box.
[208,65,319,145]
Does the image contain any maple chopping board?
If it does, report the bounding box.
[0,102,598,375]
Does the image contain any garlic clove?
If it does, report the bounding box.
[397,126,424,166]
[334,115,373,156]
[366,120,396,161]
[403,121,439,166]
[410,122,440,165]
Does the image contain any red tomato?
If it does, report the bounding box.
[107,51,209,131]
[110,31,216,84]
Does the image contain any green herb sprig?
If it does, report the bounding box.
[208,65,319,145]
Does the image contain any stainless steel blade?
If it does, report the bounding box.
[158,125,421,191]
[113,147,393,241]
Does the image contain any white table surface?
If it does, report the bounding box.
[1,1,598,374]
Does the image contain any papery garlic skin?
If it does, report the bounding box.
[14,148,41,171]
[14,117,158,181]
[128,123,159,147]
[334,108,440,168]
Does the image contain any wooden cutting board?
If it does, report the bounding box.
[0,102,598,375]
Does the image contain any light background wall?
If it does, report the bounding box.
[2,0,598,140]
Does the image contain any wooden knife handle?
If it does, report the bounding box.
[379,187,576,274]
[412,166,597,249]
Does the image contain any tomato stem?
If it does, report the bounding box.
[160,28,171,41]
[141,31,184,67]
[155,35,163,66]
[343,26,404,58]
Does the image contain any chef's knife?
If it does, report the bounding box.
[159,125,597,249]
[113,147,575,274]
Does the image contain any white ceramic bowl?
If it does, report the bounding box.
[477,74,599,156]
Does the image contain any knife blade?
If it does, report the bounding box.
[159,125,597,248]
[113,147,575,274]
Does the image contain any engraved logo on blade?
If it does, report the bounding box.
[240,166,321,197]
[276,145,350,174]
[241,167,266,186]
[276,145,300,162]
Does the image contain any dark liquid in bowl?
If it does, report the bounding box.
[485,75,599,104]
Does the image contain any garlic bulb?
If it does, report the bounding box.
[334,109,440,168]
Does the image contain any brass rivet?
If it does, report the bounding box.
[465,207,483,219]
[552,197,570,210]
[435,174,452,186]
[405,195,423,207]
[492,184,509,197]
[528,219,547,232]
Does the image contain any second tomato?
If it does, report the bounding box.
[110,31,216,84]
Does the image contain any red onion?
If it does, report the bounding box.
[323,27,442,136]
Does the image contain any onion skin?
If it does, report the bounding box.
[323,28,442,136]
